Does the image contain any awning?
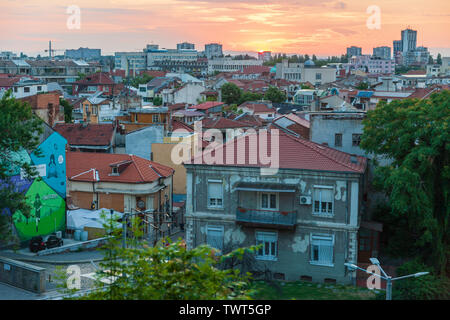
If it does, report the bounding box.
[234,182,297,193]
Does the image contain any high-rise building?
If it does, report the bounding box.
[373,46,391,60]
[393,40,403,55]
[177,42,195,50]
[258,51,272,62]
[205,43,223,59]
[346,46,362,57]
[65,48,101,60]
[401,28,417,53]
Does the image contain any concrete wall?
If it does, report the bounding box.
[0,257,46,293]
[184,165,365,284]
[125,125,164,160]
[309,114,366,156]
[152,143,187,195]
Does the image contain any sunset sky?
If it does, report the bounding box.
[1,0,449,57]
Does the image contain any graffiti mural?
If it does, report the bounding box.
[30,132,67,198]
[12,179,66,240]
[0,129,67,241]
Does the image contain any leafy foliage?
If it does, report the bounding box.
[70,215,256,300]
[59,98,73,123]
[221,83,242,105]
[360,91,450,275]
[0,91,43,240]
[356,82,369,90]
[264,86,286,103]
[128,74,154,89]
[153,96,163,106]
[238,91,263,105]
[375,259,450,300]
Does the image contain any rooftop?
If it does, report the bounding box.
[53,123,115,146]
[188,130,367,174]
[67,152,174,184]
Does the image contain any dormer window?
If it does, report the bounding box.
[111,167,119,175]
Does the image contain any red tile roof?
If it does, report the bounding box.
[189,101,224,110]
[74,72,115,85]
[67,152,174,183]
[188,130,367,173]
[201,117,251,129]
[139,70,167,78]
[171,119,194,132]
[240,65,271,75]
[228,114,264,127]
[239,102,274,113]
[53,123,115,146]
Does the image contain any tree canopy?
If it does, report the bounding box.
[360,90,450,275]
[264,86,286,103]
[67,215,256,300]
[221,83,242,105]
[0,91,43,241]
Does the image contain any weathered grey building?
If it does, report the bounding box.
[184,130,368,284]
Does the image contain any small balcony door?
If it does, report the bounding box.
[259,192,278,211]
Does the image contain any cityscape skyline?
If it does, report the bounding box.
[1,0,449,57]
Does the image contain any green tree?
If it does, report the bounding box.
[0,91,43,241]
[70,215,256,300]
[238,91,263,105]
[76,72,86,81]
[153,96,163,106]
[375,258,450,300]
[129,74,154,89]
[356,82,369,90]
[221,83,242,105]
[264,86,286,103]
[428,55,434,65]
[59,98,73,123]
[437,53,442,65]
[360,91,450,275]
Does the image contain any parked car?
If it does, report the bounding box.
[29,236,46,253]
[44,234,63,249]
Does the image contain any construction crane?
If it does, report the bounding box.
[44,41,66,60]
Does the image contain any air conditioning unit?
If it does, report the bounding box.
[299,196,312,205]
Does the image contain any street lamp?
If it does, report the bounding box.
[344,258,429,300]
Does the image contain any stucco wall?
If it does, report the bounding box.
[185,165,365,284]
[125,125,164,160]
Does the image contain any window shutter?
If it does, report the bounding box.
[207,226,224,251]
[321,189,333,202]
[311,235,334,265]
[208,182,222,200]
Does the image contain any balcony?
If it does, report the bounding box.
[236,208,297,230]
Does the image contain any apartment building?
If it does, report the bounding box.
[184,130,368,284]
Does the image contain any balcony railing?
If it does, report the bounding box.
[236,208,297,228]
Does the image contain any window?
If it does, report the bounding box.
[152,114,160,123]
[352,134,362,146]
[207,180,223,208]
[139,87,146,92]
[256,231,277,261]
[335,133,342,147]
[206,226,224,251]
[37,86,42,91]
[92,106,98,115]
[85,105,89,114]
[315,73,322,80]
[310,234,334,266]
[24,87,30,93]
[313,187,334,216]
[260,193,277,210]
